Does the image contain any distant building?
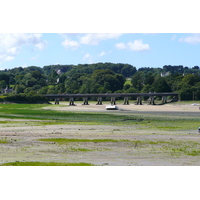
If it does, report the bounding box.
[161,72,170,77]
[56,69,62,75]
[1,87,14,94]
[55,68,70,75]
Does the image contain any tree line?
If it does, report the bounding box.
[0,63,200,100]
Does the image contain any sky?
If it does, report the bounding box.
[1,33,200,70]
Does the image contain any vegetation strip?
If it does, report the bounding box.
[0,104,199,130]
[39,138,129,143]
[38,138,200,157]
[0,161,95,166]
[0,138,8,143]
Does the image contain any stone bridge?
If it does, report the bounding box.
[45,93,178,105]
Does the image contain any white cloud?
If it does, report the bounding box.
[99,51,106,57]
[127,40,150,51]
[4,56,15,61]
[83,53,93,63]
[80,33,123,45]
[35,42,46,50]
[62,39,80,49]
[115,42,126,49]
[179,34,200,44]
[116,39,150,51]
[83,53,92,60]
[0,33,46,63]
[98,50,112,57]
[60,33,123,50]
[171,35,176,41]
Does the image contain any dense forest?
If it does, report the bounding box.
[0,62,200,100]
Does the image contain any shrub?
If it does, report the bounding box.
[1,93,49,104]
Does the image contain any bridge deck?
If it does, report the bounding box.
[45,93,178,98]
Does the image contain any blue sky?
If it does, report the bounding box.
[1,33,200,70]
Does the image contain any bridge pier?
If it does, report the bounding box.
[136,96,142,105]
[96,97,103,105]
[55,98,59,104]
[110,97,116,105]
[45,93,179,106]
[149,96,155,105]
[123,97,129,105]
[82,97,89,105]
[69,97,75,106]
[162,96,167,104]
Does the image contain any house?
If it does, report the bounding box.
[1,87,14,94]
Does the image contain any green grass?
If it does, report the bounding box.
[39,138,128,144]
[0,138,8,144]
[0,103,199,131]
[124,78,131,85]
[0,104,145,124]
[0,161,95,166]
[139,140,200,156]
[69,148,93,152]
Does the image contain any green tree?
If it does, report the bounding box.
[38,86,48,94]
[178,85,193,100]
[92,69,125,92]
[131,71,145,91]
[0,73,10,86]
[153,77,172,93]
[121,65,136,77]
[15,85,26,94]
[181,74,196,86]
[0,80,7,89]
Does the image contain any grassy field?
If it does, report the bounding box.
[0,103,199,129]
[0,161,95,166]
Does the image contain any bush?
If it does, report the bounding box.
[1,93,49,104]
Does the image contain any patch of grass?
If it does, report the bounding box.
[186,150,200,156]
[69,148,93,152]
[0,161,96,166]
[129,140,171,148]
[138,140,200,156]
[0,121,11,124]
[0,138,8,144]
[156,126,182,131]
[126,139,200,157]
[39,138,128,144]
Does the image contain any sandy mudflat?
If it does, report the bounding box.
[0,102,200,166]
[50,102,200,112]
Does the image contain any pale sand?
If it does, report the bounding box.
[48,101,200,113]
